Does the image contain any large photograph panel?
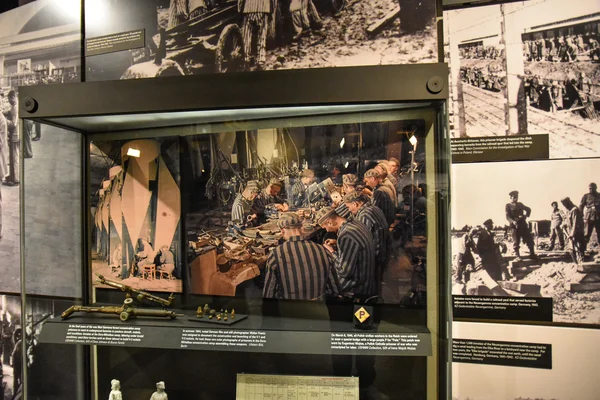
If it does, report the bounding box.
[445,0,600,160]
[183,118,429,305]
[451,158,600,325]
[85,0,438,81]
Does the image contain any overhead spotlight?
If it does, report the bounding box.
[339,138,345,148]
[409,135,418,147]
[344,161,349,168]
[127,148,141,157]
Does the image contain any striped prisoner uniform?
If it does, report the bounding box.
[355,203,389,266]
[231,194,253,222]
[253,190,285,218]
[240,0,274,66]
[334,220,377,297]
[335,202,352,219]
[291,180,309,208]
[372,185,396,225]
[263,236,340,300]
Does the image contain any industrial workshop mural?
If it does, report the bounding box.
[183,118,428,305]
[0,293,82,400]
[90,138,182,294]
[0,0,81,295]
[445,0,600,160]
[451,157,600,326]
[84,0,438,82]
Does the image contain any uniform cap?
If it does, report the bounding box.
[509,190,519,197]
[589,182,597,189]
[364,169,380,179]
[343,191,367,204]
[315,207,338,225]
[156,382,165,389]
[342,174,358,186]
[301,169,315,178]
[277,213,303,230]
[483,219,494,226]
[269,178,283,187]
[246,180,260,193]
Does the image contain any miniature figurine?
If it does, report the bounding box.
[150,381,168,400]
[196,306,203,318]
[231,309,235,319]
[216,313,222,321]
[203,304,209,313]
[109,379,122,400]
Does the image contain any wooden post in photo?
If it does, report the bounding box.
[446,16,467,137]
[501,3,528,135]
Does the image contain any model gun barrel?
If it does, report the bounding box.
[61,304,184,322]
[95,274,175,307]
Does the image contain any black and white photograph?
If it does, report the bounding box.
[183,117,428,306]
[452,322,600,400]
[451,158,600,325]
[445,0,600,159]
[0,293,83,400]
[90,138,183,294]
[0,0,81,295]
[85,0,438,81]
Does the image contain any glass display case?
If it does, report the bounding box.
[19,64,451,400]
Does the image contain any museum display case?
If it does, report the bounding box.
[18,64,451,399]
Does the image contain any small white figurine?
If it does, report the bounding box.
[108,379,122,400]
[150,381,168,400]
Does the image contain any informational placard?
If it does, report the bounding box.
[236,374,359,400]
[453,339,552,369]
[453,296,553,322]
[451,134,549,163]
[39,317,432,356]
[85,29,145,57]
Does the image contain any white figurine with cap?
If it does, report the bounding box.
[150,381,168,400]
[109,379,122,400]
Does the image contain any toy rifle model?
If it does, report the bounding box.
[61,298,184,322]
[95,274,175,307]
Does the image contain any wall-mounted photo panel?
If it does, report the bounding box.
[452,321,600,400]
[0,0,81,294]
[451,158,600,326]
[0,293,84,400]
[445,0,600,162]
[84,0,438,81]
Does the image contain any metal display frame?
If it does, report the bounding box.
[19,64,451,399]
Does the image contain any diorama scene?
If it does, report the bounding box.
[451,158,600,325]
[0,294,80,400]
[445,0,600,159]
[85,0,437,81]
[0,0,81,295]
[90,138,182,293]
[184,118,428,305]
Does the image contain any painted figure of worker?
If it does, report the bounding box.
[150,381,168,400]
[505,190,537,261]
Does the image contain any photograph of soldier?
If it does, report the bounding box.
[87,0,437,81]
[451,158,600,324]
[262,213,339,300]
[506,190,537,261]
[579,182,600,249]
[445,0,600,159]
